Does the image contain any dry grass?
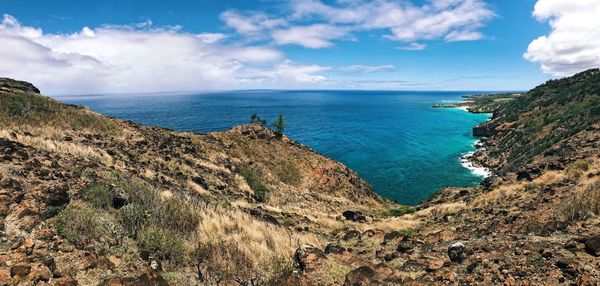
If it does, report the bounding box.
[0,129,113,164]
[561,181,600,222]
[194,207,322,284]
[414,202,467,218]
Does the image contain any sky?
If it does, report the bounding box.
[0,0,599,95]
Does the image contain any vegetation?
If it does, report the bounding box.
[483,69,600,170]
[0,89,117,133]
[561,182,600,222]
[138,225,186,264]
[271,113,286,139]
[239,165,271,202]
[383,205,415,217]
[250,113,267,126]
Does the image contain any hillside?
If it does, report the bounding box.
[1,70,600,285]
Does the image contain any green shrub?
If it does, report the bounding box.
[384,206,415,217]
[119,203,150,238]
[138,225,186,264]
[80,183,113,209]
[273,159,302,186]
[154,196,200,235]
[239,166,271,203]
[55,203,103,244]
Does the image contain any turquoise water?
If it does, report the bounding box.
[58,90,491,205]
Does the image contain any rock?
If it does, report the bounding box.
[426,259,445,272]
[473,124,494,137]
[30,265,52,282]
[383,231,402,242]
[584,235,600,256]
[0,269,10,281]
[343,229,361,241]
[55,277,78,286]
[516,165,543,181]
[396,241,413,253]
[108,256,122,267]
[45,186,70,207]
[324,243,346,255]
[344,266,376,286]
[342,210,366,222]
[111,188,129,209]
[10,264,31,277]
[448,242,466,263]
[294,244,326,272]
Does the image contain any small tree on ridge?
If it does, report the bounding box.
[271,114,285,139]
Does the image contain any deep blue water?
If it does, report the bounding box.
[58,90,491,205]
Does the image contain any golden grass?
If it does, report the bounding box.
[195,207,323,278]
[0,129,113,165]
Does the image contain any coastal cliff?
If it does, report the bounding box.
[1,69,600,285]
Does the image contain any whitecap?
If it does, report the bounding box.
[460,152,491,178]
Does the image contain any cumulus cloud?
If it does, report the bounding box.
[0,14,331,95]
[272,24,349,48]
[524,0,600,76]
[338,65,395,73]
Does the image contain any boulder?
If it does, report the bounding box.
[396,241,413,253]
[343,229,361,241]
[294,244,326,272]
[344,266,376,286]
[584,236,600,256]
[342,210,366,222]
[448,242,466,263]
[10,264,31,277]
[383,231,402,242]
[324,243,346,255]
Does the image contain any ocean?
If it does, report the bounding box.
[58,90,491,205]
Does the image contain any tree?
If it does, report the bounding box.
[250,113,267,126]
[271,114,285,139]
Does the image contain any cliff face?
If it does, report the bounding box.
[1,71,600,286]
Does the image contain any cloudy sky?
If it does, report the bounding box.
[1,0,599,95]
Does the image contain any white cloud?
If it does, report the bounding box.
[524,0,600,76]
[272,24,348,48]
[290,0,495,43]
[196,33,228,44]
[338,65,395,73]
[396,42,427,51]
[0,14,331,95]
[219,10,287,36]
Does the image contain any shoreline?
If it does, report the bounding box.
[451,105,494,178]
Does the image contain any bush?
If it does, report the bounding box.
[119,203,150,238]
[561,182,600,222]
[80,183,113,209]
[153,196,200,235]
[566,159,591,179]
[193,240,258,285]
[384,206,415,217]
[239,166,270,203]
[273,159,302,186]
[138,225,186,264]
[55,203,103,244]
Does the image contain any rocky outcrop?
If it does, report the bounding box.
[472,123,494,137]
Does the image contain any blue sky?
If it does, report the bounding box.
[1,0,598,95]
